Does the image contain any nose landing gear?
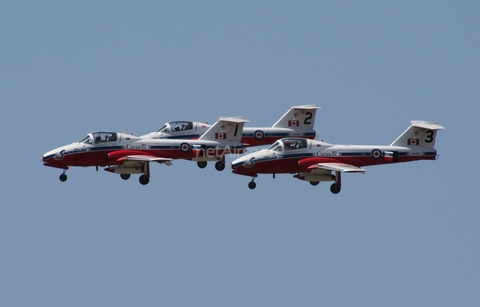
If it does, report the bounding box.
[59,172,67,182]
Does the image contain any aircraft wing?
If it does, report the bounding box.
[308,162,366,173]
[118,155,174,166]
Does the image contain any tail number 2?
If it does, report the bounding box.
[304,112,313,125]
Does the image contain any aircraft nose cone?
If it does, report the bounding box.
[230,159,245,169]
[42,149,58,162]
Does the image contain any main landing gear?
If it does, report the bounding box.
[196,160,226,171]
[330,183,341,194]
[244,171,343,194]
[118,173,149,185]
[215,161,225,171]
[197,161,207,169]
[118,162,150,185]
[139,174,149,185]
[309,172,342,194]
[138,162,150,185]
[329,171,342,194]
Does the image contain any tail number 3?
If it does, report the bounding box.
[425,130,434,143]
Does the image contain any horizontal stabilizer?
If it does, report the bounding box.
[410,121,445,130]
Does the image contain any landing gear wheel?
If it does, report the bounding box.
[330,183,341,194]
[248,181,256,190]
[120,174,131,180]
[59,174,67,182]
[139,174,150,185]
[215,161,225,171]
[197,161,207,169]
[310,181,319,186]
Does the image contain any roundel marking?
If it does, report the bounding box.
[254,130,264,140]
[371,149,382,159]
[180,142,191,152]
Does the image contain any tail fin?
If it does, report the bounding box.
[390,121,445,147]
[199,117,249,141]
[271,104,320,129]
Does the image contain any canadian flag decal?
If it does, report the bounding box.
[215,133,226,139]
[288,120,299,127]
[408,138,420,145]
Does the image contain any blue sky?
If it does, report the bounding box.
[1,1,479,306]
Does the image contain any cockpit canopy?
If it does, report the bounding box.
[155,121,194,133]
[267,138,309,152]
[78,132,118,145]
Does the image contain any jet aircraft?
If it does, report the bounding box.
[231,121,444,194]
[42,117,249,185]
[140,105,320,147]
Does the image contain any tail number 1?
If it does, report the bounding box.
[234,124,239,137]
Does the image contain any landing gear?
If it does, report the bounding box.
[248,180,256,190]
[139,174,150,185]
[197,161,207,169]
[59,173,67,182]
[120,174,131,180]
[215,161,225,171]
[310,181,319,186]
[330,171,342,194]
[138,161,150,185]
[330,183,341,194]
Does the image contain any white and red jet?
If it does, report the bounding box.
[140,105,320,147]
[42,117,248,185]
[231,121,444,194]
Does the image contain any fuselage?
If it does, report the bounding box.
[42,131,244,169]
[241,127,315,146]
[231,138,437,176]
[140,121,316,146]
